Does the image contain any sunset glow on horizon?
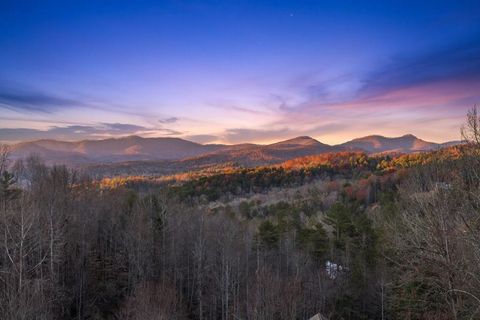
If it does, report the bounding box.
[1,1,479,145]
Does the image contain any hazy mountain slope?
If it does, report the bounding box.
[72,136,223,160]
[262,136,339,159]
[10,136,226,163]
[180,136,340,167]
[338,134,441,153]
[440,140,463,148]
[270,136,324,146]
[9,141,90,165]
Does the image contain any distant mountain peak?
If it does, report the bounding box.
[339,134,438,153]
[351,133,419,141]
[273,136,321,146]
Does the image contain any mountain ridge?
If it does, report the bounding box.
[8,134,459,166]
[338,134,441,153]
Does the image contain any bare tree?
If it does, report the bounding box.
[116,282,187,320]
[0,145,9,175]
[461,105,480,146]
[387,159,480,319]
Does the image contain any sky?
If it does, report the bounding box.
[0,0,479,145]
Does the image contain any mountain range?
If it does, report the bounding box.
[9,134,460,169]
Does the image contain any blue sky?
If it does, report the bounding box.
[1,0,479,144]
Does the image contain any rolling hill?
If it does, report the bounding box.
[338,134,444,153]
[10,136,224,164]
[9,134,459,172]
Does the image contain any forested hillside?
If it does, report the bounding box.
[0,109,479,319]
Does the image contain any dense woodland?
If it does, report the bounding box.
[1,108,480,319]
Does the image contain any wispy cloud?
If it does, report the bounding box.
[158,117,179,124]
[100,123,147,132]
[207,99,272,116]
[222,128,290,144]
[274,36,480,115]
[157,127,183,136]
[0,122,182,143]
[0,87,85,113]
[359,36,480,98]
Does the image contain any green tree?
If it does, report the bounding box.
[257,220,280,248]
[238,200,252,218]
[299,223,328,259]
[324,202,354,243]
